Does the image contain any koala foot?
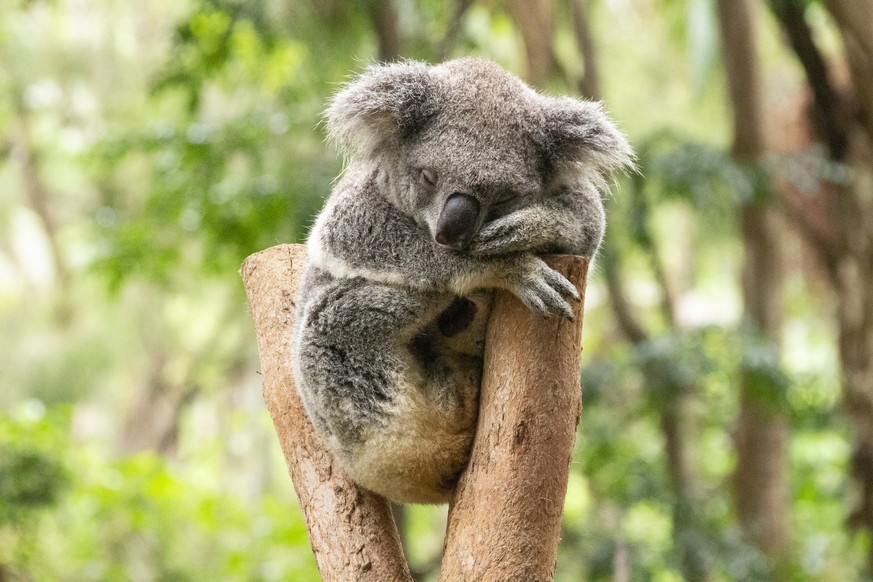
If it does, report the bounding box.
[503,255,579,320]
[437,297,478,337]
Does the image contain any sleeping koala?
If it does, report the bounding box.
[292,58,632,503]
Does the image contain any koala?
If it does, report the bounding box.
[291,58,632,504]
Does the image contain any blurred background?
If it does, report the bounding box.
[2,0,872,580]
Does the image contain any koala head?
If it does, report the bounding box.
[326,58,633,250]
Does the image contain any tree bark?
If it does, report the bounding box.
[240,244,413,582]
[833,138,873,572]
[716,0,790,557]
[823,0,873,66]
[440,256,588,582]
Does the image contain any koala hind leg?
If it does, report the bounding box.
[295,275,480,503]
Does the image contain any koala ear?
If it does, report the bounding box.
[325,61,438,156]
[542,97,635,188]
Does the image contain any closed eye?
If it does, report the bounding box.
[419,169,437,188]
[486,194,519,222]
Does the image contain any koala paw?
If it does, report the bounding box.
[467,212,532,256]
[503,255,579,320]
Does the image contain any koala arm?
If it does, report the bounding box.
[308,170,579,319]
[467,186,605,258]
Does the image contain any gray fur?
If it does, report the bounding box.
[292,58,632,504]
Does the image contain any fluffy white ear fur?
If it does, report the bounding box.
[325,61,439,157]
[541,97,635,191]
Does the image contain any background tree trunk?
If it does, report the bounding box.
[768,0,873,569]
[571,0,600,100]
[437,0,475,60]
[715,0,790,557]
[241,245,413,582]
[367,0,401,62]
[505,0,554,87]
[573,5,709,575]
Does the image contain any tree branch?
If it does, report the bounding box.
[768,1,849,159]
[243,246,592,579]
[8,110,70,290]
[600,247,649,344]
[773,183,840,282]
[440,255,589,581]
[839,23,873,142]
[240,245,413,582]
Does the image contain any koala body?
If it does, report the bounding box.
[292,58,632,504]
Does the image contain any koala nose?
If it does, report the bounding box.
[435,193,480,250]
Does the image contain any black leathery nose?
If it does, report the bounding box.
[435,193,480,248]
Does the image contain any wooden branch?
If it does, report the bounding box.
[600,248,649,344]
[441,255,589,582]
[240,245,413,582]
[840,25,873,143]
[9,112,70,289]
[774,186,840,282]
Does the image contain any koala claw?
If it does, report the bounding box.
[508,256,577,321]
[542,264,581,304]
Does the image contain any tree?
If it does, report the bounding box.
[716,0,790,558]
[765,0,873,570]
[573,2,715,578]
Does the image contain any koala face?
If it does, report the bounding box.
[404,126,543,250]
[325,58,633,250]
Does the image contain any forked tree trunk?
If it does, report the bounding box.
[241,244,590,581]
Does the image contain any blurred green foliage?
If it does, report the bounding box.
[0,407,70,528]
[0,0,862,579]
[0,404,319,580]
